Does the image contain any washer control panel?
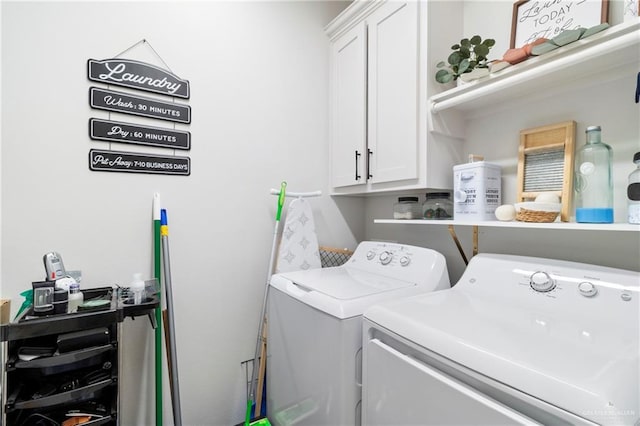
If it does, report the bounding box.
[348,241,447,287]
[518,268,609,299]
[362,245,413,268]
[502,258,638,304]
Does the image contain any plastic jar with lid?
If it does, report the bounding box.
[68,282,83,313]
[393,197,422,219]
[423,192,453,220]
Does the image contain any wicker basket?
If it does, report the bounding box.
[319,246,354,268]
[515,208,559,223]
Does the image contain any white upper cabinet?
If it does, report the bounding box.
[326,0,463,195]
[330,22,367,188]
[366,1,418,184]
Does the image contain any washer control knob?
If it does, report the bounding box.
[379,251,393,265]
[578,282,597,297]
[399,256,411,267]
[529,271,555,292]
[366,250,376,260]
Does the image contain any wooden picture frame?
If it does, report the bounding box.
[510,0,609,48]
[517,121,576,222]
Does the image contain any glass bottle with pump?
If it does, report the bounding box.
[575,126,613,223]
[628,152,640,224]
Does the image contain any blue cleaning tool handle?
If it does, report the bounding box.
[161,209,168,226]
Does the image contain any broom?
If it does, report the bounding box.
[245,182,287,426]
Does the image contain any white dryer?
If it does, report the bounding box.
[267,241,450,426]
[362,253,639,425]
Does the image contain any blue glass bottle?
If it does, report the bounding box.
[575,126,613,223]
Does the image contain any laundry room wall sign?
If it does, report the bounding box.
[87,41,192,176]
[89,87,191,124]
[88,58,190,98]
[89,118,191,150]
[89,149,190,175]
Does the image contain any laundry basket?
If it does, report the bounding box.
[319,246,354,268]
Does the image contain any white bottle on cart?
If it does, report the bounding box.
[68,282,83,313]
[129,273,146,305]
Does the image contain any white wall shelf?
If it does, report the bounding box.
[429,20,640,115]
[375,219,638,264]
[375,219,640,232]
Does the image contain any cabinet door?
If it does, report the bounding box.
[367,1,418,184]
[330,22,367,188]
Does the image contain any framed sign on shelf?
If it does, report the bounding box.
[510,0,609,48]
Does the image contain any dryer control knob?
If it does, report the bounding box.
[529,271,555,292]
[578,281,598,297]
[399,256,411,267]
[366,250,376,260]
[379,251,393,265]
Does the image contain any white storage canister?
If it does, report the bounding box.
[453,161,501,221]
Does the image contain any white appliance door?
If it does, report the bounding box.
[363,339,541,426]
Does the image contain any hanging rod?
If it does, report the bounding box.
[270,188,322,198]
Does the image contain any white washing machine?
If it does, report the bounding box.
[267,241,450,426]
[362,253,639,426]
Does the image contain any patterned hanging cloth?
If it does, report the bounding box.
[275,198,321,273]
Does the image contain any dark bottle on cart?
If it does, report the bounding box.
[575,126,613,223]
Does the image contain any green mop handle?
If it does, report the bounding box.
[246,181,287,426]
[276,181,286,221]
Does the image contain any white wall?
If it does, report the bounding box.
[0,1,355,425]
[365,0,640,283]
[2,0,637,424]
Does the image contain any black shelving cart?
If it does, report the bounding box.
[1,287,158,426]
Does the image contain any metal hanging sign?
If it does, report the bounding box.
[89,149,190,176]
[89,118,191,150]
[88,58,190,99]
[87,44,193,177]
[89,87,191,124]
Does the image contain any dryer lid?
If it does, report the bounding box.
[274,267,414,299]
[270,267,419,319]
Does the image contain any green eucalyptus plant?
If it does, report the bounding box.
[435,35,496,84]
